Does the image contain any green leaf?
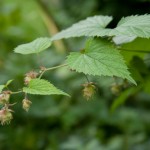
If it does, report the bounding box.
[113,14,150,38]
[0,80,13,93]
[120,38,150,63]
[23,79,69,96]
[66,38,136,84]
[51,16,113,40]
[0,85,5,93]
[121,38,150,51]
[5,79,13,87]
[14,37,51,54]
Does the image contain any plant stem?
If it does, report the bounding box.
[39,64,68,78]
[46,64,67,71]
[118,48,150,53]
[84,74,90,83]
[11,91,23,95]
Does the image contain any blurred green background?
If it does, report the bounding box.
[0,0,150,149]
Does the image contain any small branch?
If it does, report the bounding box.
[11,91,23,95]
[39,64,68,78]
[118,48,150,53]
[46,64,67,71]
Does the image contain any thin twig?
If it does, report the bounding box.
[119,48,150,53]
[11,91,23,95]
[46,64,67,71]
[84,74,90,83]
[39,64,68,78]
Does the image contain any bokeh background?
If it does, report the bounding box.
[0,0,150,149]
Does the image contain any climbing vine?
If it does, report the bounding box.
[0,14,150,125]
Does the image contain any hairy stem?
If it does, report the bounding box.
[39,64,68,78]
[11,91,23,95]
[46,64,67,71]
[118,48,150,53]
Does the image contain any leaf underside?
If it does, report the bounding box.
[51,16,113,40]
[66,38,136,84]
[14,37,51,54]
[113,14,150,38]
[51,14,150,40]
[23,79,69,96]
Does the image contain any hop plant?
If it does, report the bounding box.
[111,83,121,95]
[0,91,11,105]
[1,14,149,125]
[24,71,38,85]
[82,82,96,100]
[22,98,32,112]
[0,107,13,125]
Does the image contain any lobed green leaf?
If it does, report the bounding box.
[51,16,113,40]
[23,79,69,96]
[66,38,136,84]
[5,79,13,87]
[112,14,150,38]
[52,14,150,40]
[14,37,51,54]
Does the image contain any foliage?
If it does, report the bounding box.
[1,13,150,127]
[0,0,150,149]
[52,14,150,39]
[114,15,150,38]
[14,38,52,54]
[51,16,113,40]
[1,13,150,122]
[23,79,69,96]
[66,38,135,84]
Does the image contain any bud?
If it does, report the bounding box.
[111,84,121,95]
[24,76,32,85]
[22,99,32,112]
[0,108,13,125]
[40,66,46,71]
[0,91,11,105]
[24,71,38,85]
[39,66,47,74]
[82,82,96,100]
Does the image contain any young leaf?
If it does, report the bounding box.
[113,14,150,38]
[51,16,113,40]
[66,38,136,84]
[0,85,5,93]
[5,79,13,87]
[23,79,69,96]
[14,37,51,54]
